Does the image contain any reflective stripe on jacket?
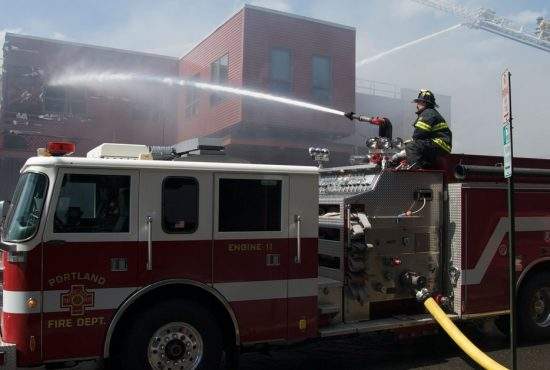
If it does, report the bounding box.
[412,108,452,153]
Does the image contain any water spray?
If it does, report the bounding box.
[49,72,346,117]
[356,23,462,66]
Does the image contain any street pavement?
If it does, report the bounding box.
[39,321,549,369]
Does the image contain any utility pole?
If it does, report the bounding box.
[501,69,517,370]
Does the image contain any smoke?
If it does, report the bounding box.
[3,0,550,161]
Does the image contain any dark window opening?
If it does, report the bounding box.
[312,55,332,102]
[44,86,87,115]
[162,177,199,234]
[210,54,229,105]
[319,254,340,270]
[68,88,87,114]
[54,174,130,233]
[270,48,292,93]
[44,86,66,112]
[219,178,282,232]
[319,204,340,216]
[319,227,340,241]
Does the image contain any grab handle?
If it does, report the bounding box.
[146,215,153,271]
[294,215,302,264]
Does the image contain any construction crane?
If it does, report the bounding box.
[410,0,550,53]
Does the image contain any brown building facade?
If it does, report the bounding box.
[0,33,179,199]
[178,5,356,165]
[0,5,358,200]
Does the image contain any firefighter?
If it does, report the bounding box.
[399,89,452,168]
[345,89,451,168]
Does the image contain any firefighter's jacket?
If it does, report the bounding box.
[412,108,452,153]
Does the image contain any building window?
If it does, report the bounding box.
[44,86,87,115]
[68,88,87,114]
[312,55,332,102]
[218,178,282,232]
[185,73,200,118]
[44,86,66,112]
[54,174,131,233]
[270,48,292,93]
[162,177,199,234]
[210,54,229,105]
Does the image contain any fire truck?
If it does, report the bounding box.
[1,138,550,369]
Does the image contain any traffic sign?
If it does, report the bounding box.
[503,122,512,178]
[502,70,511,123]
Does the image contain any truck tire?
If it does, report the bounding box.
[518,271,550,341]
[114,300,223,370]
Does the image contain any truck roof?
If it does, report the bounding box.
[22,156,319,175]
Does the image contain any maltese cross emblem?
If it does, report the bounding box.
[61,285,95,316]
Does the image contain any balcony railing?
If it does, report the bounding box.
[356,79,401,99]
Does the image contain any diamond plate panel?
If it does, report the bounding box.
[447,183,463,316]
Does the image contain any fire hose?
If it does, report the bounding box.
[416,289,508,370]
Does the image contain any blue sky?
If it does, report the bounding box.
[1,0,549,157]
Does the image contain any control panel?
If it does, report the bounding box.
[319,168,379,194]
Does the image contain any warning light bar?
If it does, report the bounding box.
[45,142,76,157]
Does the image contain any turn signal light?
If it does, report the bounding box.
[26,297,37,309]
[47,142,76,156]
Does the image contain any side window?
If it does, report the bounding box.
[162,177,199,233]
[218,178,282,232]
[54,174,130,233]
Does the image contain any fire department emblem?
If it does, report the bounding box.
[544,231,550,244]
[61,285,95,316]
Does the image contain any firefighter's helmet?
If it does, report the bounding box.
[413,89,438,108]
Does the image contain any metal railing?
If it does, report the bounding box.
[356,79,401,99]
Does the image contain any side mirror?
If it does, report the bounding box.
[0,200,10,224]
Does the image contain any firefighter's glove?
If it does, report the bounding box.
[344,111,356,121]
[388,150,406,167]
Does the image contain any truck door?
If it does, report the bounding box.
[41,168,139,361]
[137,170,212,284]
[212,173,289,343]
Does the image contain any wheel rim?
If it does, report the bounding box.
[148,322,204,370]
[531,287,550,327]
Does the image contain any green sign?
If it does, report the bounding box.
[502,124,511,145]
[503,122,512,178]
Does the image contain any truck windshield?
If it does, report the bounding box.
[2,172,48,242]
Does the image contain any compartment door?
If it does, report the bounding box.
[212,173,289,343]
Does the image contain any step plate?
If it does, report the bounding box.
[319,314,457,338]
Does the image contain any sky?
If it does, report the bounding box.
[1,0,549,158]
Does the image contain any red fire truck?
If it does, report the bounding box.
[1,139,550,369]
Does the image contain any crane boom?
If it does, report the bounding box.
[411,0,550,53]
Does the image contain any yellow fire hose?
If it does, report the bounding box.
[423,296,508,370]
